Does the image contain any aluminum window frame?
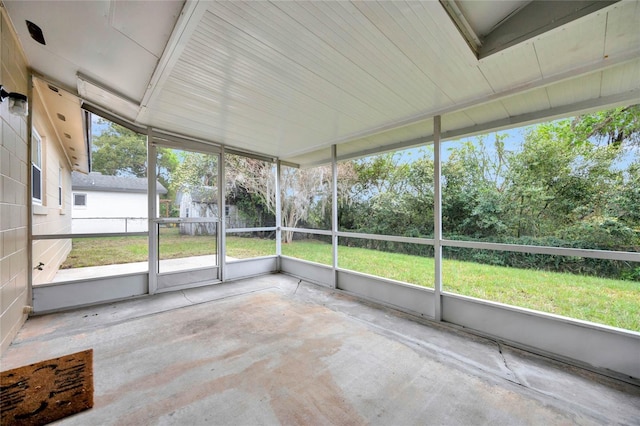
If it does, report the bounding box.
[31,128,43,204]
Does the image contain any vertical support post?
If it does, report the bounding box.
[147,127,158,295]
[331,144,338,289]
[27,74,34,306]
[219,147,226,282]
[433,115,443,321]
[275,160,282,270]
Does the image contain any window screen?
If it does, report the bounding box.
[74,193,86,206]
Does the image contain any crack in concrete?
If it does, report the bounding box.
[181,291,196,305]
[293,279,302,295]
[496,341,522,385]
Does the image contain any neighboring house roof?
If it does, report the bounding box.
[72,172,168,194]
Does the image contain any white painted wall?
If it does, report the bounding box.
[72,190,160,233]
[73,190,148,218]
[31,87,74,286]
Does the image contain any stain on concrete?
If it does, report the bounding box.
[117,292,365,425]
[2,278,639,425]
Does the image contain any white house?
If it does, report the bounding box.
[72,172,167,233]
[177,186,245,235]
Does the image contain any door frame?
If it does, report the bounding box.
[148,134,224,294]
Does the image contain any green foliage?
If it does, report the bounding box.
[571,105,640,148]
[443,235,637,279]
[171,151,218,192]
[92,120,147,177]
[441,135,511,238]
[333,106,640,280]
[89,107,639,280]
[340,150,435,238]
[91,118,178,196]
[156,149,179,198]
[503,120,622,238]
[612,161,640,226]
[559,217,638,248]
[230,189,275,227]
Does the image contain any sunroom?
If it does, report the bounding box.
[1,0,639,423]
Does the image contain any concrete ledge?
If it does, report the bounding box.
[337,269,435,319]
[442,293,640,382]
[225,257,277,281]
[280,256,334,287]
[33,273,148,314]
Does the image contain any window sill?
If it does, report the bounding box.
[33,205,48,216]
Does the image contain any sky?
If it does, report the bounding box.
[386,123,636,171]
[91,112,636,170]
[390,127,527,164]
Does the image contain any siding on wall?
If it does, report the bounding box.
[31,85,73,285]
[72,190,150,218]
[1,7,30,354]
[71,190,152,233]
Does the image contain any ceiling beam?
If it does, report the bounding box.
[318,47,639,151]
[298,88,640,167]
[137,1,210,124]
[438,89,640,142]
[480,0,619,58]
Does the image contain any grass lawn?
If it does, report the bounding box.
[62,235,150,268]
[61,234,639,331]
[61,231,275,268]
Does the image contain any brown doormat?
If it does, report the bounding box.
[1,349,94,426]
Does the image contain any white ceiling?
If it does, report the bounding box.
[4,0,640,166]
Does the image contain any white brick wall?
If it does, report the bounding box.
[1,7,30,354]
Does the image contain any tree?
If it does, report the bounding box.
[172,151,218,190]
[156,149,179,198]
[92,121,147,177]
[337,150,435,240]
[226,156,276,218]
[614,161,640,226]
[505,120,623,239]
[225,156,361,243]
[226,157,333,243]
[224,156,276,228]
[442,134,510,238]
[91,119,178,194]
[280,165,330,242]
[571,105,640,148]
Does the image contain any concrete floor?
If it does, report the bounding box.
[2,275,639,425]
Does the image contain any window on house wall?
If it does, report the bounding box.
[32,129,43,204]
[73,193,87,207]
[58,167,63,207]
